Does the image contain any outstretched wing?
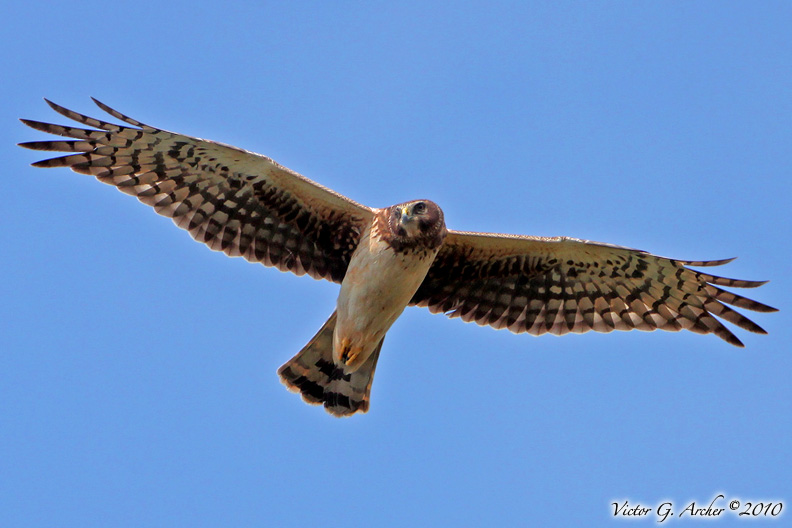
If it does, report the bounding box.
[19,99,373,283]
[412,231,777,346]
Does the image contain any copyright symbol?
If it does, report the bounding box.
[729,500,740,510]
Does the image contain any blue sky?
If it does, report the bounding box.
[2,3,790,527]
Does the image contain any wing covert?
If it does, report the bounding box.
[412,231,777,346]
[20,98,373,283]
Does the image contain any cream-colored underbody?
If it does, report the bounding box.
[334,220,438,370]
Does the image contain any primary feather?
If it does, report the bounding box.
[20,99,777,416]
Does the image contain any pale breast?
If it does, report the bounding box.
[333,223,439,368]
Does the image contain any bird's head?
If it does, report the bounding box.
[386,199,447,250]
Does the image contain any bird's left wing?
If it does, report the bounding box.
[20,99,373,283]
[411,231,776,346]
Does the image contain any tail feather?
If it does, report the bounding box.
[278,311,383,417]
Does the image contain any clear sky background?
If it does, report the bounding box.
[2,3,790,527]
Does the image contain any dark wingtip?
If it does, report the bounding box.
[43,98,60,112]
[89,97,147,128]
[19,118,38,129]
[750,301,779,313]
[91,97,111,113]
[685,257,737,267]
[750,280,770,288]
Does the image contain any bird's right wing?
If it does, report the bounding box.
[20,98,374,283]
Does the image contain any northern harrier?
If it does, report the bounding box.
[19,99,777,416]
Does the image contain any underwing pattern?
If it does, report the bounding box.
[20,99,777,417]
[413,234,775,346]
[20,99,370,283]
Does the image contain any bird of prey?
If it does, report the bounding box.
[19,99,776,417]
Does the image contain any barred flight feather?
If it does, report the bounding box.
[411,233,777,347]
[277,312,382,416]
[20,98,373,284]
[21,99,777,417]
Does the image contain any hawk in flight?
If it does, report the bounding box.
[20,99,776,417]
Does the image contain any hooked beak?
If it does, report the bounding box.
[400,205,412,225]
[398,206,420,236]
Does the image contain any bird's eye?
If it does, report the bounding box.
[413,202,426,214]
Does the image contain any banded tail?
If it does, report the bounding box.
[278,311,383,417]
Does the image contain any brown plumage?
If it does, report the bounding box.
[278,312,383,415]
[412,234,774,346]
[20,99,777,417]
